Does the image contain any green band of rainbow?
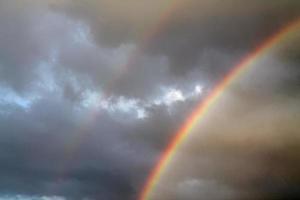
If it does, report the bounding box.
[138,18,300,200]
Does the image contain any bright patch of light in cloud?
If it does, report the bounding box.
[194,85,203,95]
[81,91,148,119]
[80,83,204,120]
[0,87,37,110]
[137,108,147,119]
[154,85,204,106]
[110,97,138,113]
[155,88,185,106]
[104,97,148,119]
[81,90,102,108]
[165,89,185,104]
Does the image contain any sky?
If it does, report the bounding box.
[0,0,300,199]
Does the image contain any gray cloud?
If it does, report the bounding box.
[0,96,136,199]
[0,1,299,199]
[53,0,300,74]
[0,87,201,199]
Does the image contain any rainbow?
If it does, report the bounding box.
[51,0,185,191]
[103,0,183,94]
[138,18,300,200]
[53,0,184,184]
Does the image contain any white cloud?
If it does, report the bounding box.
[194,85,203,95]
[79,83,204,120]
[137,108,147,119]
[81,91,148,120]
[154,88,185,106]
[154,85,204,107]
[81,90,102,108]
[164,89,185,105]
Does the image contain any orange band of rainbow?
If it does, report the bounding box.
[138,18,300,200]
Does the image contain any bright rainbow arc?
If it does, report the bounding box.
[138,18,300,200]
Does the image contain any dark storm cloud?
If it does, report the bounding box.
[0,88,199,199]
[0,0,192,99]
[0,0,300,200]
[0,96,138,199]
[54,0,300,75]
[2,0,299,98]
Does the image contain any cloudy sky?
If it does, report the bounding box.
[0,1,300,199]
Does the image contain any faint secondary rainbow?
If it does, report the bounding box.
[103,0,183,95]
[52,0,184,190]
[138,18,300,200]
[58,0,183,168]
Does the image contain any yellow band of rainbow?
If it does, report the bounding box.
[138,18,300,200]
